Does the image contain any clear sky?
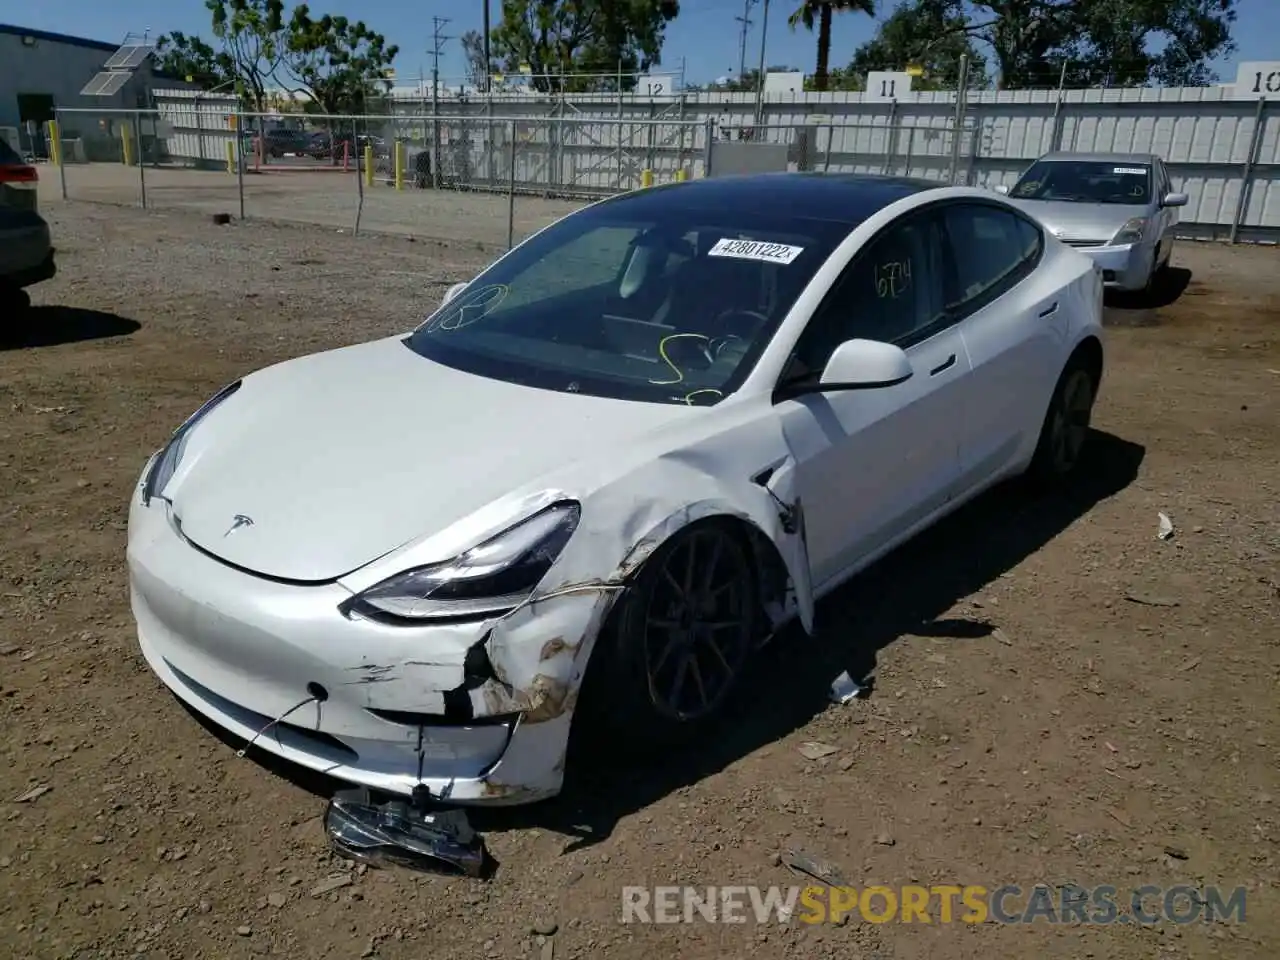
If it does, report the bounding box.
[3,0,1276,87]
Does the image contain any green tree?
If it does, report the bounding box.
[460,30,489,88]
[154,31,236,90]
[788,0,877,92]
[490,0,680,92]
[207,0,287,112]
[873,0,1237,90]
[846,0,988,89]
[722,65,802,92]
[280,5,399,113]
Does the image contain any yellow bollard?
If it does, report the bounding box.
[675,167,687,182]
[121,123,134,165]
[364,144,374,187]
[640,168,654,188]
[394,140,405,190]
[48,120,61,166]
[226,140,235,173]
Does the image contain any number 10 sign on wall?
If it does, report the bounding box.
[1233,62,1280,98]
[864,71,914,102]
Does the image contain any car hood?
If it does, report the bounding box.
[1006,199,1148,243]
[167,337,702,582]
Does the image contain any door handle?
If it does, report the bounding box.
[929,354,956,376]
[1038,302,1059,318]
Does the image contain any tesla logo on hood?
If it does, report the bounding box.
[224,514,254,537]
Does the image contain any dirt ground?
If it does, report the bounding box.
[1,200,1278,960]
[54,162,588,249]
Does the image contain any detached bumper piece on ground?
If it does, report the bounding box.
[325,786,489,878]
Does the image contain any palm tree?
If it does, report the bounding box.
[789,0,877,92]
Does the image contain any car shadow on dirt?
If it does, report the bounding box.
[0,306,140,350]
[495,429,1147,849]
[1104,266,1192,321]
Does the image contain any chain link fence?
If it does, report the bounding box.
[50,108,721,249]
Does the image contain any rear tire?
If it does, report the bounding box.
[575,520,759,754]
[1026,358,1097,487]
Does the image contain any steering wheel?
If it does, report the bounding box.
[706,308,768,362]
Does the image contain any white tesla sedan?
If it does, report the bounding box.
[128,172,1104,806]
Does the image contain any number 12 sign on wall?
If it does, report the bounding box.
[864,71,914,102]
[1233,61,1280,99]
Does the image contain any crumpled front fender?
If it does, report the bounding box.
[478,418,814,729]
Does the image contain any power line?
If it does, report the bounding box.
[735,0,756,80]
[429,17,453,93]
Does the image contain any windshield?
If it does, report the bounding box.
[1010,160,1151,205]
[405,203,851,405]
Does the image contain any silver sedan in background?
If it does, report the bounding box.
[996,152,1187,293]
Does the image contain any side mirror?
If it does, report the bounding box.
[817,338,914,391]
[1161,192,1188,208]
[994,184,1010,195]
[442,281,468,306]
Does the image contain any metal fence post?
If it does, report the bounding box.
[235,110,246,220]
[702,117,715,178]
[135,110,147,208]
[883,100,898,175]
[948,54,969,184]
[1230,97,1268,244]
[56,109,68,200]
[507,118,517,249]
[353,118,365,235]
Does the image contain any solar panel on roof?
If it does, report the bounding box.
[96,71,133,97]
[79,71,133,97]
[79,72,115,96]
[103,45,138,69]
[120,44,154,69]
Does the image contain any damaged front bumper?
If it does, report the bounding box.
[127,496,607,805]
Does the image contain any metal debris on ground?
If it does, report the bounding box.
[1158,512,1175,540]
[829,670,869,704]
[325,786,488,878]
[14,785,51,803]
[782,848,848,886]
[1124,592,1179,608]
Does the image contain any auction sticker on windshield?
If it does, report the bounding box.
[708,238,805,265]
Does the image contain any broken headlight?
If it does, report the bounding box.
[348,501,581,621]
[142,380,242,506]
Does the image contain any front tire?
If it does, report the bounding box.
[577,520,759,752]
[1027,359,1097,485]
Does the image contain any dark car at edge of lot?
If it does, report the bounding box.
[0,139,55,313]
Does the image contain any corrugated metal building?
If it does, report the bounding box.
[0,23,191,155]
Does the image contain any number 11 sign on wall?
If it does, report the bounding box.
[864,71,914,102]
[1233,62,1280,98]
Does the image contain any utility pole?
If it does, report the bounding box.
[735,0,756,83]
[430,16,452,190]
[753,0,770,124]
[482,0,492,94]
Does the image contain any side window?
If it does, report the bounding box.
[943,204,1037,313]
[789,211,947,375]
[1013,215,1043,262]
